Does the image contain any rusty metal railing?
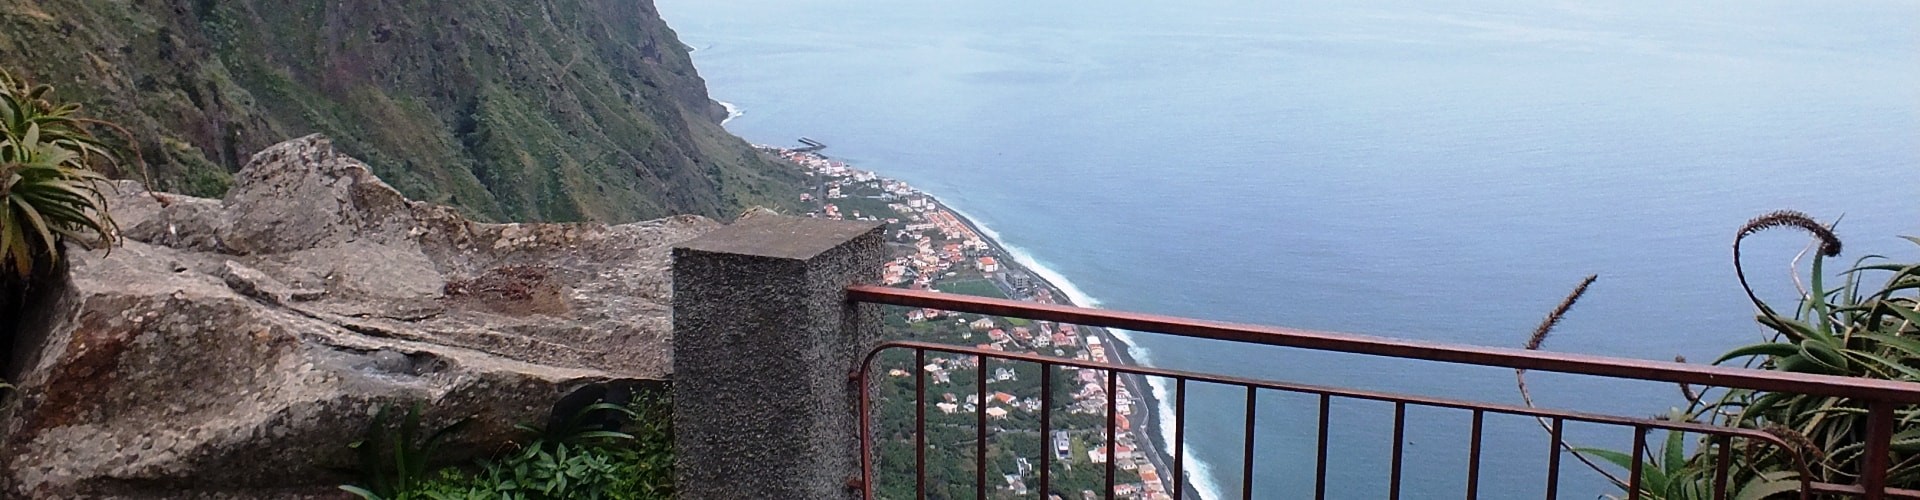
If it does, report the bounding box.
[849,285,1920,500]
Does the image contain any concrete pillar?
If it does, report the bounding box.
[670,215,887,500]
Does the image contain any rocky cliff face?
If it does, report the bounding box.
[0,0,802,222]
[0,135,716,497]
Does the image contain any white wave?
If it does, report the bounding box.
[935,196,1225,500]
[936,199,1099,308]
[1141,348,1227,500]
[719,101,744,125]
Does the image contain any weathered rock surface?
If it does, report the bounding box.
[0,135,720,498]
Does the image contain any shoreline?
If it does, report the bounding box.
[932,195,1208,500]
[769,143,1208,499]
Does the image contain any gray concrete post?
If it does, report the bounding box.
[670,215,887,500]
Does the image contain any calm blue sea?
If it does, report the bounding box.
[655,1,1920,498]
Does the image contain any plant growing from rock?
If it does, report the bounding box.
[0,69,124,280]
[342,390,675,500]
[340,404,476,500]
[1520,210,1920,498]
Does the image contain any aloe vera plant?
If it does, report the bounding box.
[1574,428,1723,500]
[1571,421,1808,500]
[1704,211,1920,490]
[1522,211,1919,498]
[0,69,124,280]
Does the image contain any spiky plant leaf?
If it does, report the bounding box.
[0,70,125,279]
[1544,213,1920,498]
[1663,430,1687,479]
[1732,472,1803,500]
[338,485,382,500]
[1714,342,1802,365]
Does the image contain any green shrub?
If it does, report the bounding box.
[343,392,674,500]
[410,439,643,500]
[340,404,476,500]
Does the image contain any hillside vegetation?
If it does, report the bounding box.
[0,0,803,222]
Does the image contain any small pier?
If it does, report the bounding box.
[794,137,827,152]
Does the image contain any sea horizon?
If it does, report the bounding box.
[661,0,1920,497]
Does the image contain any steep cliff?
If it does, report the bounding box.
[0,0,802,222]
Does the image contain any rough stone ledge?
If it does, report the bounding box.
[1,135,719,497]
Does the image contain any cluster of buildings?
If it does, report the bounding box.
[893,314,1169,500]
[767,146,862,179]
[763,146,916,223]
[770,144,1171,500]
[887,225,993,288]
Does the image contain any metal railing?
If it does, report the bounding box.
[849,285,1920,500]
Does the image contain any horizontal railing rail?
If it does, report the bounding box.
[866,341,1816,442]
[848,285,1920,500]
[849,285,1920,403]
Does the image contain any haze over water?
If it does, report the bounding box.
[657,1,1920,497]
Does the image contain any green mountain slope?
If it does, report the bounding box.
[0,0,802,222]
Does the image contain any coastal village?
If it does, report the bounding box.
[762,145,1179,500]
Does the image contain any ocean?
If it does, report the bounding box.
[654,1,1920,498]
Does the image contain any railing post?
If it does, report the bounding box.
[671,215,887,500]
[1862,400,1895,500]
